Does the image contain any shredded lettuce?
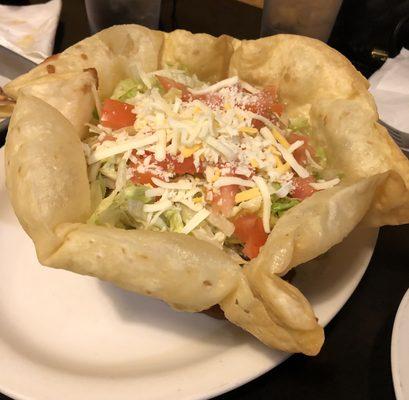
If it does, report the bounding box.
[120,184,151,203]
[90,176,106,212]
[153,68,204,89]
[111,78,146,101]
[271,196,300,217]
[92,108,99,120]
[315,147,327,166]
[288,116,312,135]
[163,208,184,233]
[163,87,182,102]
[100,158,117,180]
[88,183,152,228]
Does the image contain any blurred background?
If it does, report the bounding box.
[1,0,408,78]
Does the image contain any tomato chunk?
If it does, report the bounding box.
[101,99,136,130]
[193,93,223,108]
[233,214,268,259]
[131,171,155,185]
[212,185,239,217]
[130,152,203,185]
[243,85,284,117]
[291,176,316,200]
[172,156,197,175]
[156,75,191,101]
[288,133,315,165]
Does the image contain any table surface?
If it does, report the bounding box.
[1,1,408,399]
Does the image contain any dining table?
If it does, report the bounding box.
[0,1,408,399]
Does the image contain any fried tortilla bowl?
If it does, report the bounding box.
[4,25,409,356]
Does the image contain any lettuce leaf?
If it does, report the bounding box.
[315,147,327,165]
[111,78,146,101]
[271,196,300,217]
[88,183,151,228]
[163,208,184,233]
[288,116,312,135]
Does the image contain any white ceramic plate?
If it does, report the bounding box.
[392,289,409,400]
[0,148,378,400]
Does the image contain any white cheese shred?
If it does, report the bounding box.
[240,80,260,94]
[275,143,310,178]
[309,178,340,190]
[143,199,172,213]
[213,177,256,188]
[189,76,239,95]
[253,176,271,233]
[155,130,167,161]
[151,177,193,190]
[182,208,211,234]
[287,140,304,154]
[88,134,158,164]
[206,136,236,161]
[305,149,323,170]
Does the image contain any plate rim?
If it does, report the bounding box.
[391,288,409,400]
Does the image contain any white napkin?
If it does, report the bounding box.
[369,48,409,133]
[0,0,62,65]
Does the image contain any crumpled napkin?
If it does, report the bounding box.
[369,48,409,133]
[0,0,61,65]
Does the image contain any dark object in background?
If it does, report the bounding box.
[329,0,409,76]
[85,0,162,33]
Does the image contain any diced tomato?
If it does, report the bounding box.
[291,176,316,200]
[251,119,266,130]
[100,134,116,143]
[233,214,268,259]
[242,85,284,117]
[156,75,224,108]
[129,151,203,185]
[172,156,197,175]
[193,93,223,108]
[156,154,202,176]
[212,185,239,217]
[288,133,316,165]
[131,171,155,185]
[156,75,191,101]
[100,99,136,130]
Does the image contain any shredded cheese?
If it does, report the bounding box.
[235,187,261,203]
[88,134,158,164]
[287,140,304,154]
[181,143,202,158]
[240,81,260,94]
[213,177,255,188]
[275,143,309,178]
[182,208,211,234]
[310,178,340,190]
[272,129,290,148]
[206,137,236,161]
[143,199,172,213]
[151,177,193,190]
[253,176,271,233]
[145,187,166,197]
[189,76,238,95]
[155,130,167,161]
[305,149,323,170]
[85,70,335,254]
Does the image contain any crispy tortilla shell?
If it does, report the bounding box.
[4,25,409,355]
